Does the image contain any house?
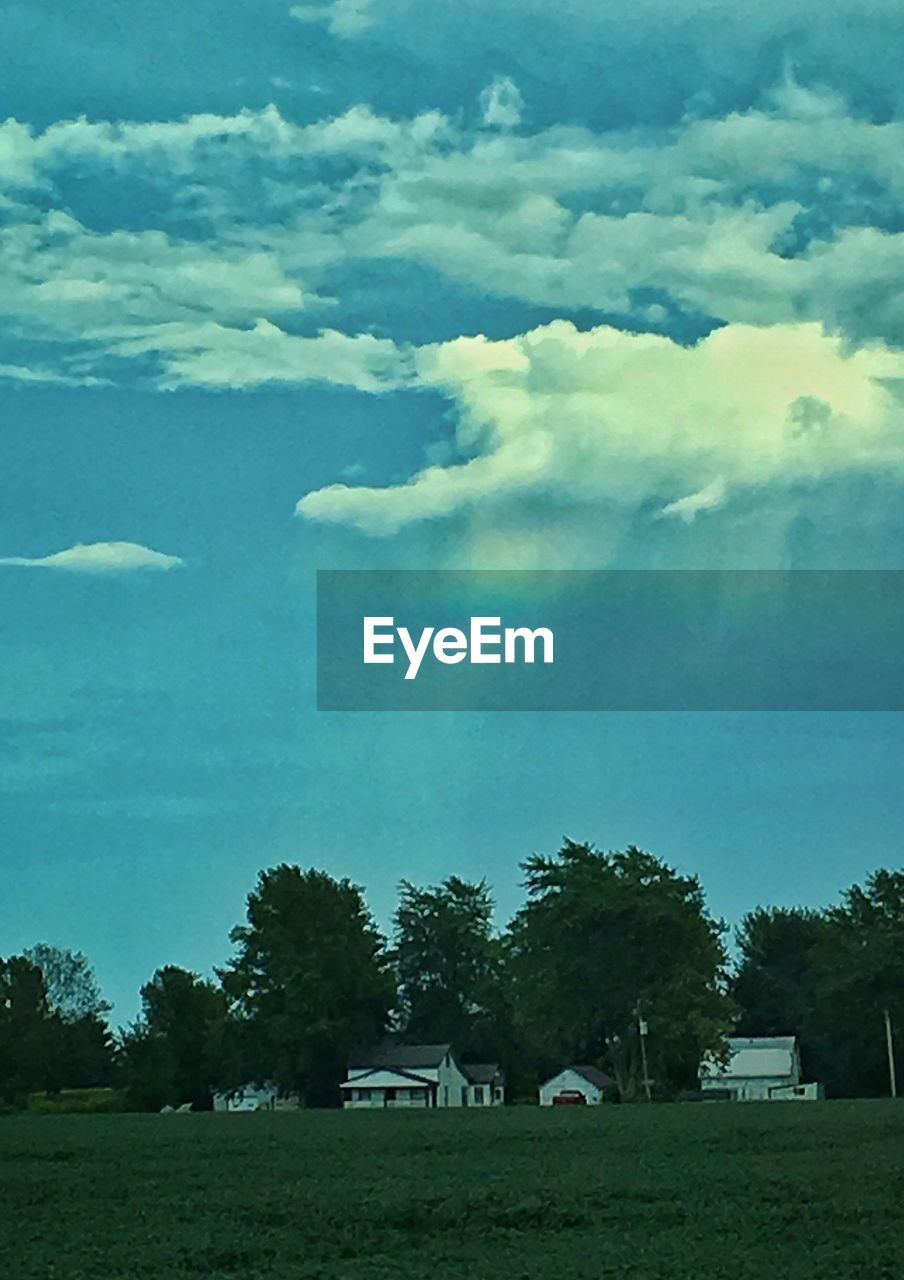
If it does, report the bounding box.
[699,1036,821,1101]
[212,1082,299,1112]
[539,1065,613,1106]
[341,1044,504,1109]
[462,1062,505,1107]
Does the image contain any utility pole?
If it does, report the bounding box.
[637,1005,652,1102]
[884,1008,898,1099]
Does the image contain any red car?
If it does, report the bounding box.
[552,1090,588,1105]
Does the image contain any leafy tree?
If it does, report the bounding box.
[119,966,227,1110]
[807,870,904,1098]
[222,865,395,1106]
[0,952,114,1102]
[0,956,51,1102]
[117,1022,180,1113]
[508,841,733,1100]
[394,876,504,1054]
[731,906,829,1035]
[22,944,110,1022]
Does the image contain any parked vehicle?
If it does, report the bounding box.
[552,1090,587,1106]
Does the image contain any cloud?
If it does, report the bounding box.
[111,319,411,390]
[2,81,904,391]
[0,363,108,387]
[296,320,904,539]
[479,77,524,129]
[0,542,184,573]
[280,0,904,125]
[290,0,375,36]
[658,477,727,523]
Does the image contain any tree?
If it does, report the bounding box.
[22,945,110,1022]
[731,906,829,1035]
[807,869,904,1098]
[119,966,227,1111]
[222,865,395,1106]
[507,841,733,1100]
[0,956,51,1103]
[393,876,510,1060]
[0,952,114,1102]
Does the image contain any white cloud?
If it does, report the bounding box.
[290,0,375,36]
[658,477,727,522]
[112,319,411,390]
[1,85,904,389]
[479,77,524,130]
[0,363,108,387]
[297,320,904,537]
[0,542,184,573]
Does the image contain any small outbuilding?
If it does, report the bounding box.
[539,1065,613,1106]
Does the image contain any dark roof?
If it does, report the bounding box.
[462,1062,503,1085]
[348,1043,452,1070]
[572,1065,615,1090]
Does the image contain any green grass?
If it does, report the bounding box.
[1,1102,902,1279]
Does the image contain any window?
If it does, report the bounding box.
[443,1086,449,1106]
[461,1086,468,1106]
[385,1088,397,1102]
[473,1086,484,1105]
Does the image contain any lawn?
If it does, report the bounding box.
[1,1101,902,1279]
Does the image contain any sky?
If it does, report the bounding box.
[3,0,904,1023]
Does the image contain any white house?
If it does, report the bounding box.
[342,1044,503,1109]
[462,1062,505,1107]
[212,1082,299,1112]
[539,1065,613,1106]
[700,1036,821,1100]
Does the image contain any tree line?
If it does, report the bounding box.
[2,842,901,1110]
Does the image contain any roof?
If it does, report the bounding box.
[702,1036,798,1081]
[542,1065,614,1091]
[462,1062,502,1085]
[571,1065,614,1090]
[348,1044,452,1071]
[340,1067,434,1090]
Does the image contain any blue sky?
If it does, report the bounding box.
[3,0,904,1022]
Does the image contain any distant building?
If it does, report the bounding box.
[341,1044,504,1109]
[539,1065,614,1106]
[699,1036,822,1101]
[212,1083,299,1112]
[462,1062,505,1107]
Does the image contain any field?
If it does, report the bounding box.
[2,1102,902,1280]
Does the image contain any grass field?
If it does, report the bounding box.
[2,1101,902,1279]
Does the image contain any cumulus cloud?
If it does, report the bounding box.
[1,80,904,391]
[0,542,184,573]
[479,77,524,129]
[297,320,904,535]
